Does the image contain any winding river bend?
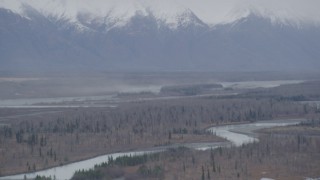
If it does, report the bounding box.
[0,119,303,180]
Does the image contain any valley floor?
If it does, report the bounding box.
[1,77,320,178]
[71,123,320,180]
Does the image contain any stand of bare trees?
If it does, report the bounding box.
[0,95,317,175]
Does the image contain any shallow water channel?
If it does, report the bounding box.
[0,119,303,180]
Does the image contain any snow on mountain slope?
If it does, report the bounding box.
[1,0,319,30]
[0,0,320,73]
[0,0,205,30]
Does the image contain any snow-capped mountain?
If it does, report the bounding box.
[0,0,320,73]
[0,0,207,30]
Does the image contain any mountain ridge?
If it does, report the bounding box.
[0,2,320,73]
[2,0,320,29]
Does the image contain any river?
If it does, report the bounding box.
[0,80,303,109]
[208,119,303,146]
[0,119,303,180]
[0,95,118,108]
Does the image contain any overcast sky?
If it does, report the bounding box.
[1,0,320,25]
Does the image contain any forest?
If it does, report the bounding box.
[0,80,320,179]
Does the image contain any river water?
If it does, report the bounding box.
[0,80,303,109]
[0,95,117,108]
[0,119,303,180]
[208,119,303,146]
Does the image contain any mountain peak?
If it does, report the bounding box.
[1,0,207,31]
[231,6,320,29]
[0,1,320,73]
[1,0,319,28]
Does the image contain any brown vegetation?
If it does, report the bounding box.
[1,80,320,177]
[74,122,320,180]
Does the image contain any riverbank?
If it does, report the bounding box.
[1,79,319,179]
[0,118,300,177]
[0,132,224,177]
[69,120,320,180]
[0,119,306,180]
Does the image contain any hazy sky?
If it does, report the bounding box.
[1,0,320,25]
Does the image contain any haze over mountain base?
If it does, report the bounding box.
[0,1,320,73]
